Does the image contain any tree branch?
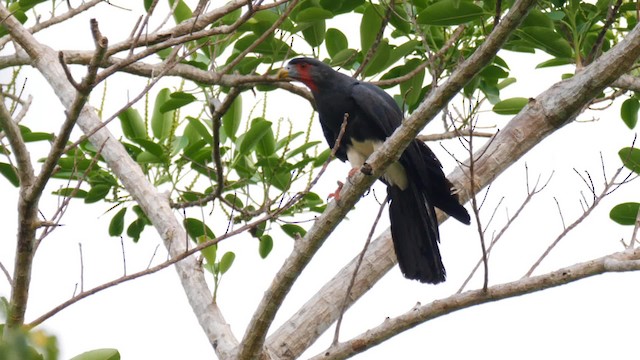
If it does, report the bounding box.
[0,93,36,328]
[310,248,640,359]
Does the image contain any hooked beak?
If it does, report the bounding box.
[276,67,290,79]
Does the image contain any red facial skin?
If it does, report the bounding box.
[291,63,318,92]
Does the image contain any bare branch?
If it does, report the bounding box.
[0,0,103,48]
[310,248,640,360]
[524,166,626,277]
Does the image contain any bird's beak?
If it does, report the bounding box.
[277,67,290,79]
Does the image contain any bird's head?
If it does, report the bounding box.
[277,57,332,93]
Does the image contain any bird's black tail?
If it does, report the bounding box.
[388,183,445,284]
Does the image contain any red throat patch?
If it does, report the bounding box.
[295,64,318,92]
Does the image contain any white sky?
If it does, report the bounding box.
[1,1,639,359]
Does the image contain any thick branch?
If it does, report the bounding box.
[0,94,37,328]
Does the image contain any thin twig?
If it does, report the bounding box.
[333,194,388,345]
[220,0,298,74]
[78,243,84,293]
[524,166,626,277]
[121,237,127,276]
[0,261,12,286]
[586,0,623,64]
[457,168,552,293]
[418,129,494,142]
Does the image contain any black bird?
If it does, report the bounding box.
[278,57,470,284]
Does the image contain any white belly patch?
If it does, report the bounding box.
[346,139,408,190]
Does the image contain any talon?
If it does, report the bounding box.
[328,180,344,201]
[348,167,359,178]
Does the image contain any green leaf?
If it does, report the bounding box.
[313,148,332,167]
[84,184,111,203]
[296,7,334,22]
[109,207,127,237]
[0,162,19,187]
[184,218,215,240]
[22,131,54,142]
[18,0,48,8]
[480,65,509,80]
[218,252,235,274]
[144,0,154,12]
[385,40,420,68]
[620,98,639,129]
[127,218,147,242]
[70,348,121,360]
[233,35,293,60]
[417,0,485,25]
[493,97,528,115]
[52,188,88,198]
[286,141,322,158]
[58,157,92,172]
[238,118,272,155]
[360,4,383,53]
[171,135,189,156]
[151,88,174,141]
[302,20,326,47]
[517,27,573,58]
[281,224,306,239]
[363,40,391,77]
[389,5,411,34]
[330,48,358,67]
[320,0,364,14]
[326,28,348,57]
[535,58,573,68]
[497,77,517,90]
[136,151,163,163]
[222,95,242,140]
[610,202,640,226]
[618,147,640,174]
[186,116,213,144]
[160,92,197,113]
[400,59,425,106]
[118,108,147,140]
[134,139,165,158]
[168,0,192,24]
[255,121,276,156]
[197,235,217,265]
[521,8,554,28]
[259,235,273,259]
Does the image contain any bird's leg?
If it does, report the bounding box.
[327,180,345,201]
[331,164,373,201]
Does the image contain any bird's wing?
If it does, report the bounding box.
[350,82,403,137]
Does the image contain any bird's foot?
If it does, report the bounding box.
[347,163,372,179]
[327,180,344,201]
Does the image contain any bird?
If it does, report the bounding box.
[278,57,470,284]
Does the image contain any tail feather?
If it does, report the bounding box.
[388,183,445,284]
